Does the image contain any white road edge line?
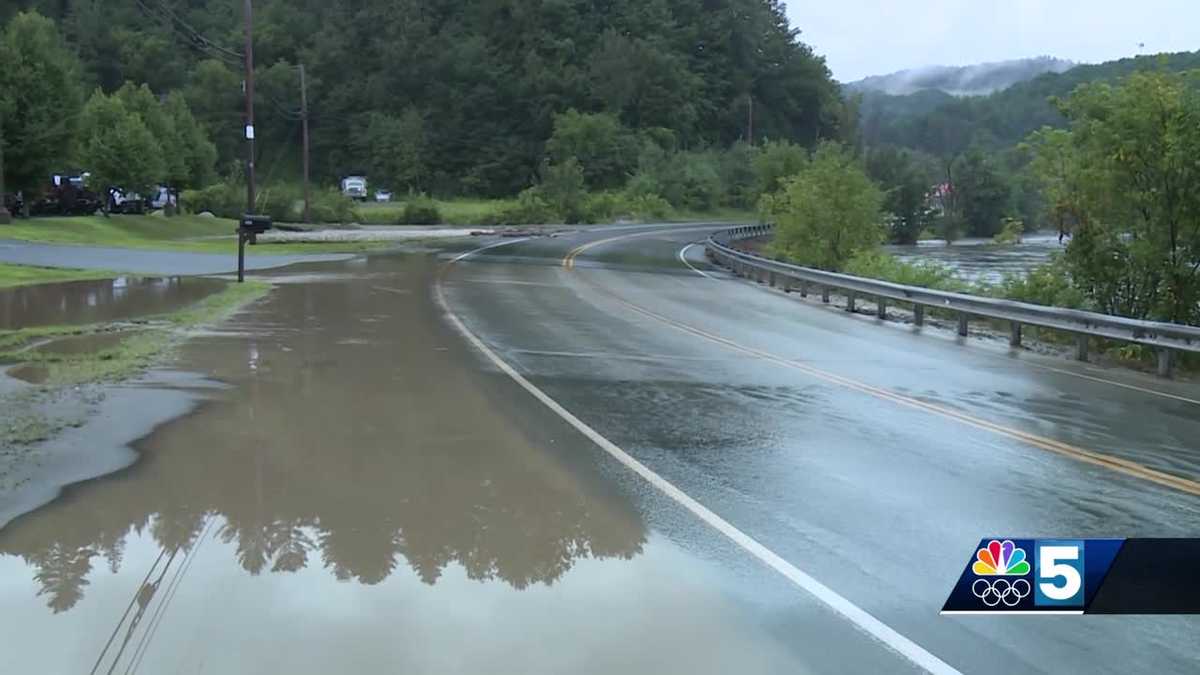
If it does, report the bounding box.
[437,239,961,675]
[678,243,715,279]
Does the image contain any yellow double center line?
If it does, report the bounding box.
[563,230,1200,497]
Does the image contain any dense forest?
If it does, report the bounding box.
[0,0,847,198]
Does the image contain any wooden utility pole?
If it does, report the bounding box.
[300,63,311,224]
[243,0,256,216]
[747,93,754,146]
[0,129,9,224]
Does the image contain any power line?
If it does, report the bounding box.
[132,0,243,64]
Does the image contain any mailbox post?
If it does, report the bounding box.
[237,214,273,282]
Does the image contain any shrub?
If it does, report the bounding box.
[537,159,586,223]
[309,188,356,224]
[844,250,966,291]
[581,192,626,224]
[488,189,557,225]
[626,193,672,221]
[995,257,1087,309]
[993,217,1024,245]
[401,196,442,225]
[182,182,241,219]
[260,184,300,223]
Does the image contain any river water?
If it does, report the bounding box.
[887,232,1066,285]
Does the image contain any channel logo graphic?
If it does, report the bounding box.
[944,538,1099,614]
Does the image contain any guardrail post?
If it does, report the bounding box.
[1158,349,1174,378]
[876,298,887,320]
[1075,334,1089,362]
[1009,321,1022,348]
[913,304,925,327]
[957,313,969,337]
[821,287,830,304]
[800,282,808,298]
[768,271,777,288]
[846,292,856,313]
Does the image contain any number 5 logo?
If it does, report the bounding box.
[1035,540,1085,607]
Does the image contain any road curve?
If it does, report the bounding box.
[441,223,1200,674]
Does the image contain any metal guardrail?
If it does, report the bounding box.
[706,224,1200,377]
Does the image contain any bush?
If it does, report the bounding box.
[993,217,1024,245]
[487,189,557,225]
[260,184,300,223]
[581,192,626,224]
[309,188,356,224]
[995,257,1087,309]
[182,182,241,219]
[401,196,442,225]
[626,193,672,221]
[844,250,966,291]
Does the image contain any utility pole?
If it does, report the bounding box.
[243,0,256,217]
[300,63,311,224]
[0,129,9,224]
[747,93,754,146]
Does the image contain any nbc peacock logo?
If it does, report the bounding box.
[972,539,1031,576]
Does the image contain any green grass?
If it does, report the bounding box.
[0,215,386,254]
[354,198,514,225]
[0,263,117,289]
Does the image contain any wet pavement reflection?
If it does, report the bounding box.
[0,276,226,329]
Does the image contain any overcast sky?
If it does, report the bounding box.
[786,1,1200,82]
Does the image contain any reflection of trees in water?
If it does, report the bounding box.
[0,266,647,612]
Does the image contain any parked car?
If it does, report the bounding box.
[374,190,393,203]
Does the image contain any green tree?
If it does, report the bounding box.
[954,148,1011,237]
[163,92,218,191]
[753,139,808,196]
[78,90,165,203]
[1027,71,1200,324]
[545,110,638,191]
[866,145,934,244]
[357,109,427,192]
[0,11,84,195]
[535,158,586,223]
[761,142,885,270]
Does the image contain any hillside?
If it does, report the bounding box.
[860,50,1200,156]
[848,57,1075,96]
[0,0,845,198]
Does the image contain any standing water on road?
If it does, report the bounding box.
[887,232,1065,285]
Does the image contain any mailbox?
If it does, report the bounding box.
[240,214,273,234]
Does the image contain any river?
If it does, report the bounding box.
[887,231,1066,285]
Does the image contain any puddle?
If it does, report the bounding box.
[0,276,225,330]
[30,331,130,356]
[7,364,48,384]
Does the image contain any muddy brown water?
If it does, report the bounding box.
[0,253,710,674]
[0,276,225,330]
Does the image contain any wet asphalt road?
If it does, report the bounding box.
[1,223,1199,673]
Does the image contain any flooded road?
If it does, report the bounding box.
[0,252,896,674]
[0,276,225,329]
[2,226,1199,673]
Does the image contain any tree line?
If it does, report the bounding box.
[0,0,848,201]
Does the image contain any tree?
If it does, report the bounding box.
[866,145,934,244]
[1027,71,1200,324]
[760,142,885,270]
[163,92,217,191]
[357,109,427,192]
[753,139,807,197]
[544,110,638,191]
[0,11,84,195]
[78,90,165,203]
[954,148,1011,237]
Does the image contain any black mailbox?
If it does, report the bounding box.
[240,214,273,234]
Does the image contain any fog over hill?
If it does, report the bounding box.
[847,57,1076,96]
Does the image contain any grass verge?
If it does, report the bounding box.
[0,264,118,289]
[0,215,387,254]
